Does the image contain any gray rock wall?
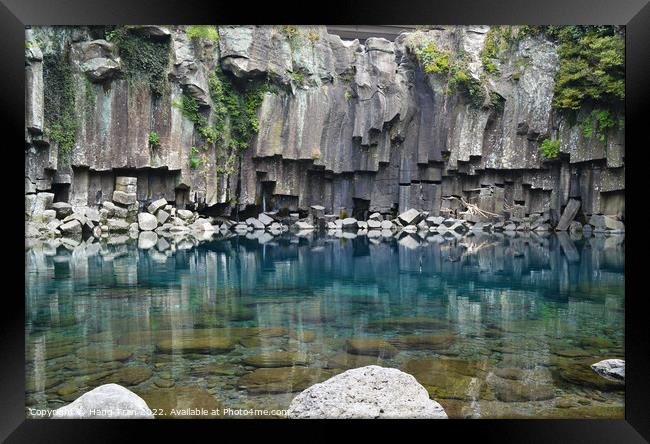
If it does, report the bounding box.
[24,25,625,222]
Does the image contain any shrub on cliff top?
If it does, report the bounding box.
[553,28,624,111]
[480,26,522,75]
[407,33,486,108]
[186,25,219,43]
[412,40,450,75]
[520,26,624,112]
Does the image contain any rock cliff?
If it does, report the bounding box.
[24,25,625,223]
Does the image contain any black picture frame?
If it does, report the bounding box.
[3,0,648,441]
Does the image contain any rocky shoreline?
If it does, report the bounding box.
[51,359,623,419]
[26,175,625,245]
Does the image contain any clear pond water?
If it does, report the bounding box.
[25,230,625,418]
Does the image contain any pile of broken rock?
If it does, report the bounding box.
[26,193,624,243]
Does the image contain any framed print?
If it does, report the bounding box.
[1,0,648,441]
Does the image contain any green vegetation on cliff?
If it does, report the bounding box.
[148,131,160,148]
[208,70,275,150]
[581,108,618,143]
[186,25,219,43]
[551,27,624,111]
[540,138,561,159]
[174,94,218,145]
[175,68,274,152]
[175,67,277,173]
[107,27,171,96]
[406,33,486,108]
[480,26,521,75]
[43,49,78,155]
[521,26,624,112]
[281,26,302,51]
[411,40,450,75]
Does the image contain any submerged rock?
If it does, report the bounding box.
[287,365,447,419]
[77,346,133,362]
[486,372,555,402]
[242,352,311,368]
[345,338,399,358]
[389,334,456,351]
[325,352,387,370]
[98,366,154,386]
[153,378,176,388]
[369,317,450,331]
[403,357,491,401]
[551,356,625,391]
[238,367,332,394]
[53,383,154,418]
[155,337,235,354]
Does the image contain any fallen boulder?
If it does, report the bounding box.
[246,217,266,230]
[53,384,154,419]
[59,219,82,235]
[556,199,581,231]
[340,218,359,230]
[287,365,448,419]
[398,208,424,226]
[51,202,73,219]
[138,212,158,231]
[591,359,625,382]
[257,213,275,226]
[295,221,314,230]
[147,198,167,215]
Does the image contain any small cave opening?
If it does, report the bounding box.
[52,183,70,203]
[201,202,234,219]
[259,181,276,213]
[175,186,190,209]
[352,198,370,220]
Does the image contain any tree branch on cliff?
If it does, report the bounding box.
[442,196,499,219]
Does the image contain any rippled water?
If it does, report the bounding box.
[25,230,625,418]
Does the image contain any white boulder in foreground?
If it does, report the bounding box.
[591,359,625,382]
[53,383,154,418]
[287,365,447,419]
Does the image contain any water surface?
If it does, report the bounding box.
[25,230,625,418]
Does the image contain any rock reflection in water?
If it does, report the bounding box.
[25,231,624,418]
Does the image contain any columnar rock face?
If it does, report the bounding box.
[25,26,624,225]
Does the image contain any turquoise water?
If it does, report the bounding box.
[25,231,625,418]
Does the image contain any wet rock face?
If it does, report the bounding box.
[25,26,624,221]
[287,365,448,419]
